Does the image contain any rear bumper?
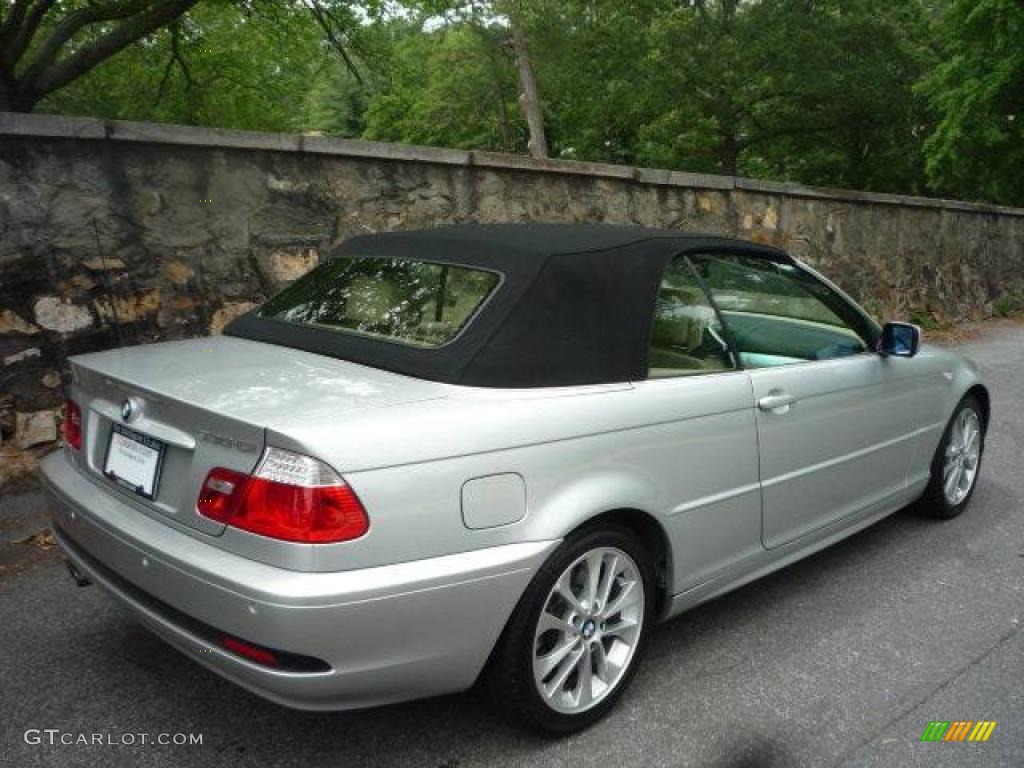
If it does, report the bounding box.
[41,450,557,711]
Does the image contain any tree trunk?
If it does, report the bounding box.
[0,83,35,112]
[509,20,548,159]
[720,132,740,176]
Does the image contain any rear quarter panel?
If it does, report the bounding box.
[273,372,761,597]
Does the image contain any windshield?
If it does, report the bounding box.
[258,256,501,348]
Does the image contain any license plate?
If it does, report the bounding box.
[103,424,166,500]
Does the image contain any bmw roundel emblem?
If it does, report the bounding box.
[121,398,139,422]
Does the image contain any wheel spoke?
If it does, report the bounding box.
[965,427,980,454]
[603,616,640,642]
[944,464,962,500]
[583,552,603,610]
[575,646,594,708]
[943,459,957,481]
[959,465,972,492]
[596,554,619,613]
[600,579,640,620]
[544,647,583,699]
[555,574,587,615]
[536,610,574,636]
[592,640,610,683]
[537,636,579,680]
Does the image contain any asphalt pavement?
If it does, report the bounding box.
[1,322,1022,768]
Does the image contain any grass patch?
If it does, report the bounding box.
[993,293,1024,318]
[908,308,951,332]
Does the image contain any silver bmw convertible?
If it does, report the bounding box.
[43,224,987,734]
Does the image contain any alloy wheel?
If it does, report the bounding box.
[531,546,645,715]
[942,407,982,506]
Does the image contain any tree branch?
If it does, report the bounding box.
[0,0,33,43]
[153,21,192,106]
[303,0,364,85]
[0,0,57,73]
[19,0,152,87]
[28,0,201,102]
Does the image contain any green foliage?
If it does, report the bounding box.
[361,21,526,151]
[623,0,935,190]
[528,1,665,165]
[382,0,937,193]
[993,293,1024,317]
[17,0,1024,206]
[300,48,376,138]
[743,0,937,193]
[917,0,1024,205]
[39,1,327,132]
[909,307,948,331]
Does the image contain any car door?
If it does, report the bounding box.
[637,254,763,592]
[689,252,922,549]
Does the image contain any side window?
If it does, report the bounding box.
[648,256,735,378]
[689,254,870,368]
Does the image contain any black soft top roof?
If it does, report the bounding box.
[226,224,790,388]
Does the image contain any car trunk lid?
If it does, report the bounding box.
[68,336,446,534]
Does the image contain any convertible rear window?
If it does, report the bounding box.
[258,256,500,348]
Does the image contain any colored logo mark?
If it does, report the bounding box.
[920,721,997,742]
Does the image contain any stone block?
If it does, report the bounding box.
[256,249,318,291]
[0,310,39,335]
[209,301,258,335]
[33,297,93,333]
[16,410,57,448]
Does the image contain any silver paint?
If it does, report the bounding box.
[42,321,985,711]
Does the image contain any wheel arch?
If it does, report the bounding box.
[568,508,673,621]
[964,384,990,432]
[525,470,673,620]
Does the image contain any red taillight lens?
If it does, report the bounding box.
[197,448,369,543]
[196,467,248,523]
[62,399,82,451]
[235,477,368,543]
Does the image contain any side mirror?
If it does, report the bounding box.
[879,321,921,358]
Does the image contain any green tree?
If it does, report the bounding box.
[917,0,1024,205]
[632,0,934,190]
[2,0,375,130]
[362,19,525,151]
[10,0,1010,205]
[0,0,202,112]
[747,0,936,193]
[39,1,328,131]
[528,0,661,164]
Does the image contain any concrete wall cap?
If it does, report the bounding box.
[1,111,1022,218]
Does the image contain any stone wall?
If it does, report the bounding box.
[2,112,1024,455]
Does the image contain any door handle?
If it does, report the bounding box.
[758,392,796,412]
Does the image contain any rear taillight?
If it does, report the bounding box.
[196,467,248,523]
[197,447,369,543]
[62,399,82,451]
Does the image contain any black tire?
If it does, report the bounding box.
[484,524,656,735]
[918,395,985,520]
